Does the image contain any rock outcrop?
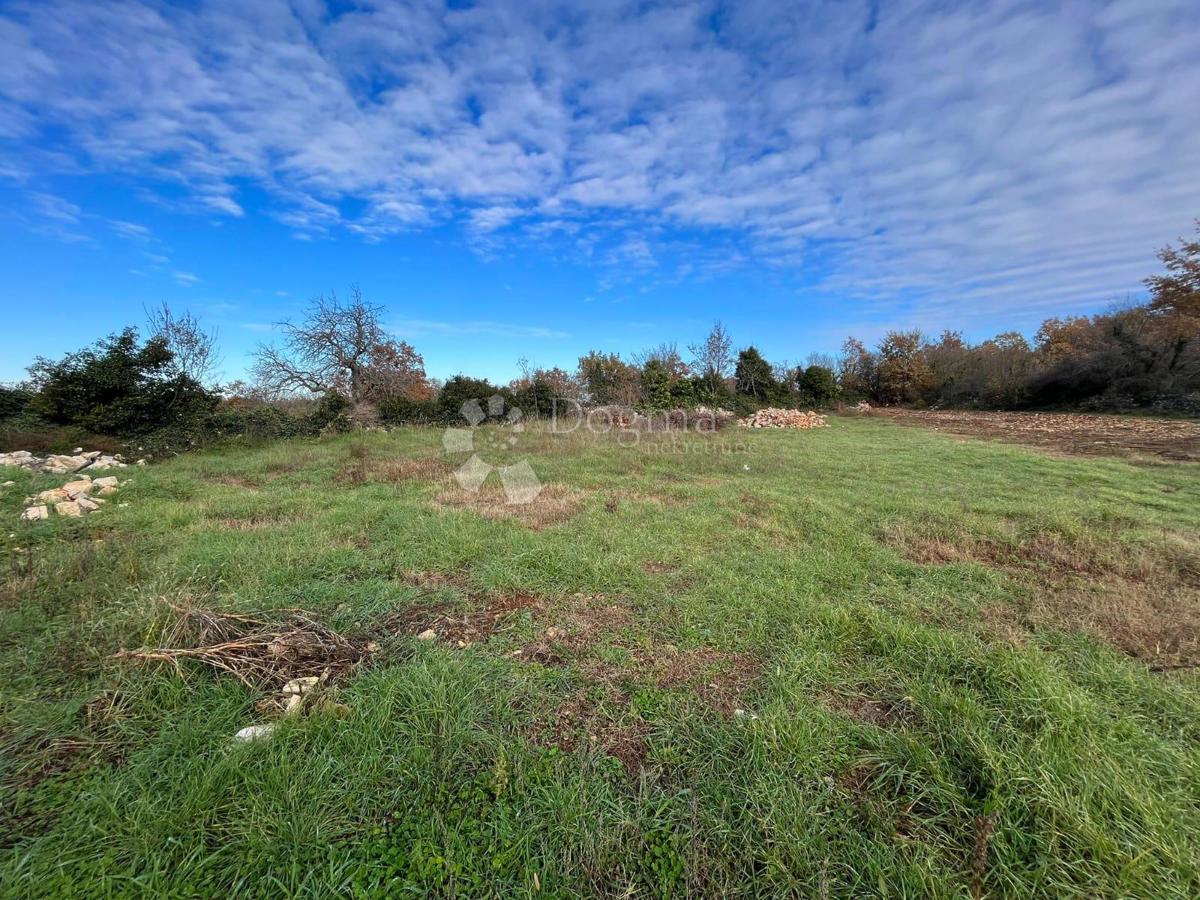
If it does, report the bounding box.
[0,449,133,474]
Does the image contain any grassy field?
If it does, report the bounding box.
[2,417,1198,897]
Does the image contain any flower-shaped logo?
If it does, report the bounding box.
[442,395,542,504]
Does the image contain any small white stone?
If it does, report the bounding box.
[20,505,48,521]
[281,676,320,696]
[416,628,438,641]
[232,723,276,743]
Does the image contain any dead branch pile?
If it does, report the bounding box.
[114,603,370,689]
[738,408,829,429]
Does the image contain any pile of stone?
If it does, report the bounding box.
[0,448,142,475]
[855,401,872,412]
[18,474,126,521]
[737,408,829,429]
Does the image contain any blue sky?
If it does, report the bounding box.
[2,0,1198,385]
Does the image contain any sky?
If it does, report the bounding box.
[1,0,1198,385]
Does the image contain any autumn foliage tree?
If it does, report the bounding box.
[1147,221,1200,322]
[875,330,932,405]
[576,351,640,405]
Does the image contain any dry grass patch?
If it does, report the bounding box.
[335,454,451,486]
[885,523,1200,669]
[207,511,300,531]
[873,408,1200,462]
[433,483,586,530]
[115,602,371,689]
[398,570,474,591]
[263,452,322,475]
[370,456,451,482]
[997,581,1200,672]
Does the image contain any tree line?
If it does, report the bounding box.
[2,225,1198,451]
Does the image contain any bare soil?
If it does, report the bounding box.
[824,691,920,729]
[872,408,1200,461]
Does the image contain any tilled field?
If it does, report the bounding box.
[871,408,1200,461]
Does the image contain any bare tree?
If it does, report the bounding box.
[804,351,837,372]
[688,321,733,394]
[146,301,221,385]
[252,286,426,403]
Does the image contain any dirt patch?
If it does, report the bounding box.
[114,603,371,689]
[379,586,632,661]
[515,595,634,665]
[433,483,586,530]
[380,592,545,646]
[885,524,1200,669]
[824,691,919,729]
[646,647,761,715]
[872,408,1200,462]
[529,685,650,775]
[570,644,760,719]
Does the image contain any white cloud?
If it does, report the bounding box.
[173,270,198,286]
[30,191,80,222]
[109,219,153,241]
[1,0,1198,325]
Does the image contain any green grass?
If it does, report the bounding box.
[1,418,1198,897]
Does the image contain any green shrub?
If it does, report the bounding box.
[798,365,839,407]
[639,359,673,410]
[0,386,33,421]
[27,328,217,435]
[510,381,558,418]
[734,346,778,402]
[307,391,353,434]
[438,376,514,423]
[378,396,440,425]
[204,406,313,442]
